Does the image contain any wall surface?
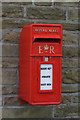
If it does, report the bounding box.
[1,1,79,119]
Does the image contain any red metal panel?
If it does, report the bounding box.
[19,24,63,105]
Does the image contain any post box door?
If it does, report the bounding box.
[32,56,61,103]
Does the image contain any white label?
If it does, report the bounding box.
[40,64,53,90]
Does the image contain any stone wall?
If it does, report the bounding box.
[1,1,79,119]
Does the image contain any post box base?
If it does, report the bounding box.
[29,101,61,106]
[20,99,26,104]
[20,99,61,105]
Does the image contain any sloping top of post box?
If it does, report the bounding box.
[30,24,63,40]
[24,24,63,38]
[30,23,62,28]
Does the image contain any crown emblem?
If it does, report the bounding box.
[44,44,49,50]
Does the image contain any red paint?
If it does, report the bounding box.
[19,24,63,105]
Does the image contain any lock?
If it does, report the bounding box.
[19,24,63,105]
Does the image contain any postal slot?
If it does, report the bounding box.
[33,38,60,43]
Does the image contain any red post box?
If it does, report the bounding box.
[19,24,63,105]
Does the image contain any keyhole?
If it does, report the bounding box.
[37,78,38,80]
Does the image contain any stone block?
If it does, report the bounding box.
[63,46,78,58]
[62,59,70,68]
[2,86,18,95]
[72,94,80,103]
[54,105,78,117]
[2,6,23,18]
[63,31,78,45]
[3,2,32,5]
[63,69,78,84]
[68,8,78,21]
[35,2,52,6]
[2,107,53,118]
[62,95,71,104]
[2,69,17,85]
[4,30,21,44]
[27,7,66,20]
[2,44,19,57]
[4,96,20,106]
[2,19,34,29]
[71,59,78,67]
[54,2,78,7]
[62,85,79,93]
[2,57,19,68]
